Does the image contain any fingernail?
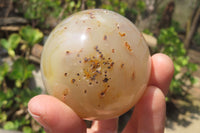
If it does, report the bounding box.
[28,108,52,132]
[28,108,40,118]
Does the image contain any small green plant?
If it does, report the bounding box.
[157,27,198,97]
[20,26,44,47]
[9,58,35,88]
[0,34,21,58]
[0,26,43,59]
[0,26,44,132]
[0,87,43,132]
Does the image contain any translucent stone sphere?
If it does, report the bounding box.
[41,9,151,120]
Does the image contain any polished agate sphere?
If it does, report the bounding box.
[41,9,151,120]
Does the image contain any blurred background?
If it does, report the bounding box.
[0,0,199,133]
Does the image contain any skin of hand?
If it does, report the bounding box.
[28,53,174,133]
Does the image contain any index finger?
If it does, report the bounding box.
[148,53,174,95]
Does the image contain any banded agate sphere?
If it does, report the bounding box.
[41,9,151,120]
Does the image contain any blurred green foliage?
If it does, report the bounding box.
[136,0,146,13]
[20,26,44,47]
[15,0,132,27]
[9,58,35,88]
[143,29,153,36]
[0,26,44,132]
[0,87,42,131]
[100,0,128,15]
[157,27,197,96]
[0,34,21,58]
[16,0,63,24]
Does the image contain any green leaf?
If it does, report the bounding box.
[5,99,13,108]
[136,0,146,13]
[190,77,198,84]
[15,79,22,88]
[20,26,43,46]
[15,96,21,103]
[9,58,35,86]
[158,27,198,97]
[20,87,41,106]
[3,121,17,130]
[174,63,181,72]
[86,0,96,7]
[0,34,21,57]
[0,91,7,107]
[9,34,21,49]
[17,117,30,126]
[0,89,14,109]
[2,100,8,106]
[75,0,81,8]
[6,89,14,98]
[143,29,153,36]
[165,97,169,102]
[188,63,198,72]
[0,63,9,84]
[23,126,33,133]
[0,39,10,50]
[0,34,21,50]
[8,49,15,57]
[69,1,75,8]
[0,112,7,122]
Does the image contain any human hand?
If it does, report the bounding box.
[28,53,174,133]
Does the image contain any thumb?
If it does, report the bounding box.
[28,95,86,133]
